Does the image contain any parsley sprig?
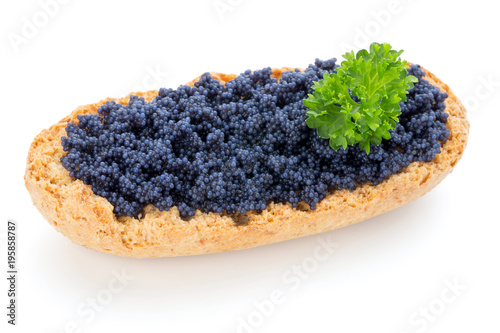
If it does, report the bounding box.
[304,43,418,154]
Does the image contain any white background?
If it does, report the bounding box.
[1,0,499,332]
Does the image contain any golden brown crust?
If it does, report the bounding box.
[24,66,469,257]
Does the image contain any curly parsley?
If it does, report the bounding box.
[304,43,418,154]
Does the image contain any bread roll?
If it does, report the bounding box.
[24,66,469,257]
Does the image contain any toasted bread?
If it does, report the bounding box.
[24,66,469,257]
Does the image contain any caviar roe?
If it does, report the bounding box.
[61,60,449,218]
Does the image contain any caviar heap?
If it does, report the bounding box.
[61,60,449,218]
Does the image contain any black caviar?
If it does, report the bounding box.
[61,60,449,218]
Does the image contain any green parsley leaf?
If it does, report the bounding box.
[304,42,418,154]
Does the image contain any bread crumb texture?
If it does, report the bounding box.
[25,67,469,257]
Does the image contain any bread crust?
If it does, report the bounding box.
[24,67,469,257]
